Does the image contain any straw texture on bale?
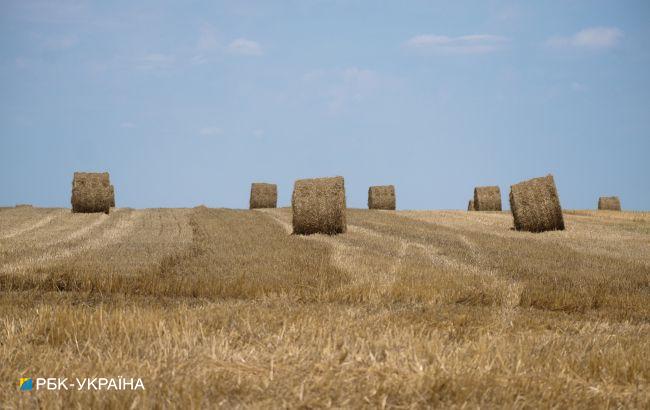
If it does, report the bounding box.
[368,185,396,210]
[292,176,346,235]
[71,172,112,214]
[598,196,621,211]
[474,186,502,211]
[509,174,565,233]
[249,183,278,209]
[468,200,476,211]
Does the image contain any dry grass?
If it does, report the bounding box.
[1,207,649,408]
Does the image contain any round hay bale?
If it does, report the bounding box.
[474,186,502,211]
[250,183,278,209]
[71,172,112,214]
[73,172,110,188]
[598,196,621,211]
[467,199,475,211]
[368,185,396,210]
[109,184,115,208]
[292,176,346,235]
[509,174,564,233]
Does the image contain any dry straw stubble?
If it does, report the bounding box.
[598,196,621,211]
[292,176,346,235]
[509,174,565,232]
[474,186,502,211]
[368,185,396,210]
[249,183,278,209]
[71,172,113,214]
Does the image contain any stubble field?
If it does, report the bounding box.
[1,206,649,408]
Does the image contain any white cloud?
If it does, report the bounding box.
[546,27,622,50]
[136,53,175,70]
[199,127,222,136]
[227,38,263,56]
[404,34,508,54]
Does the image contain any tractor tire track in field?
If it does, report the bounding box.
[260,208,521,316]
[258,210,402,300]
[1,210,142,274]
[258,209,515,305]
[0,211,62,239]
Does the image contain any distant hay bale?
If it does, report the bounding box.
[71,172,112,214]
[15,204,33,208]
[474,186,502,211]
[74,172,110,188]
[368,185,396,210]
[292,176,346,235]
[509,174,565,233]
[109,185,115,208]
[468,199,475,211]
[598,196,621,211]
[250,183,278,209]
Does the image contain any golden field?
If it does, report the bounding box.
[1,206,649,408]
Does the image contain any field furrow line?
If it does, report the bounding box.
[0,211,61,240]
[1,210,142,274]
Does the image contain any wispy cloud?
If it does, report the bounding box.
[227,38,263,56]
[190,24,221,65]
[404,34,509,54]
[135,53,175,70]
[199,127,222,136]
[197,25,219,51]
[546,27,623,50]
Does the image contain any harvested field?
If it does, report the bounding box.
[1,207,649,408]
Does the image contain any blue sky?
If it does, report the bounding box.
[1,0,649,210]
